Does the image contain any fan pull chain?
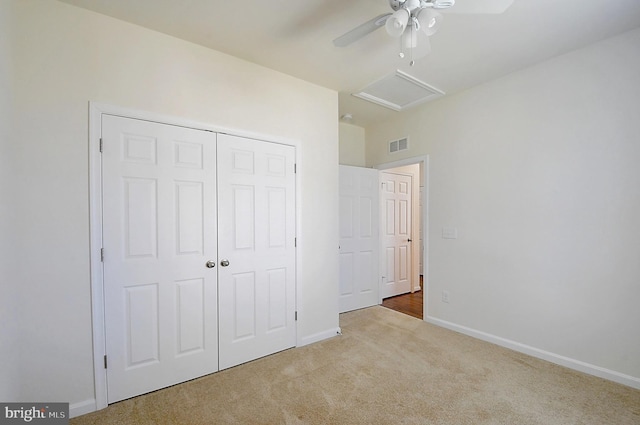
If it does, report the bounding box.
[409,22,416,66]
[410,24,415,66]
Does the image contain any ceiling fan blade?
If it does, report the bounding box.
[333,13,392,47]
[443,0,514,14]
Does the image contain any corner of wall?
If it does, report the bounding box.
[339,122,366,167]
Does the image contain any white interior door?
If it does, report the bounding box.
[217,134,296,370]
[339,165,379,313]
[380,171,413,299]
[102,115,218,403]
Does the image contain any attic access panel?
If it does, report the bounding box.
[353,70,444,111]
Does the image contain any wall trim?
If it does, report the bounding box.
[298,327,342,347]
[70,399,96,419]
[425,316,640,390]
[89,102,303,413]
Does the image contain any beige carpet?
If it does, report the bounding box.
[72,306,640,424]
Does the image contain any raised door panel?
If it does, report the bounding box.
[340,252,355,297]
[125,283,159,367]
[176,278,206,355]
[175,182,204,256]
[123,178,158,258]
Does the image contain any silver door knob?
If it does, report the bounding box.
[220,259,230,267]
[205,261,216,268]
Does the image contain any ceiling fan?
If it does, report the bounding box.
[333,0,514,65]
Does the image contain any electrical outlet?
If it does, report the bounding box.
[441,290,450,303]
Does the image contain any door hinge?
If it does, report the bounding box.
[294,237,297,247]
[103,355,107,369]
[294,164,297,174]
[295,311,298,321]
[99,138,103,153]
[100,248,104,262]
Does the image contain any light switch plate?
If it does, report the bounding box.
[442,227,458,239]
[442,290,450,303]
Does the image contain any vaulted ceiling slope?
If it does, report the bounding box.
[58,0,640,127]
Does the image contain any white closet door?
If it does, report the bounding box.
[217,134,296,370]
[102,115,218,403]
[380,171,413,298]
[339,165,380,313]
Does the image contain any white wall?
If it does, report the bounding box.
[339,122,366,166]
[1,0,339,411]
[366,28,640,386]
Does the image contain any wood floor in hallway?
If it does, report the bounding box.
[381,289,423,320]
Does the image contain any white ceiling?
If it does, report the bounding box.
[58,0,640,127]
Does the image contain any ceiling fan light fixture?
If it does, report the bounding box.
[385,8,410,37]
[432,0,455,9]
[417,9,443,36]
[402,25,418,49]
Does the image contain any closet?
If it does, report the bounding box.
[100,115,296,403]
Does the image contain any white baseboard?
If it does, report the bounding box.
[298,327,342,347]
[425,316,640,390]
[70,399,96,418]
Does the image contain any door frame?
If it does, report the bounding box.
[375,156,429,318]
[88,102,301,411]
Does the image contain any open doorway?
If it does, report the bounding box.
[377,157,428,320]
[337,156,428,320]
